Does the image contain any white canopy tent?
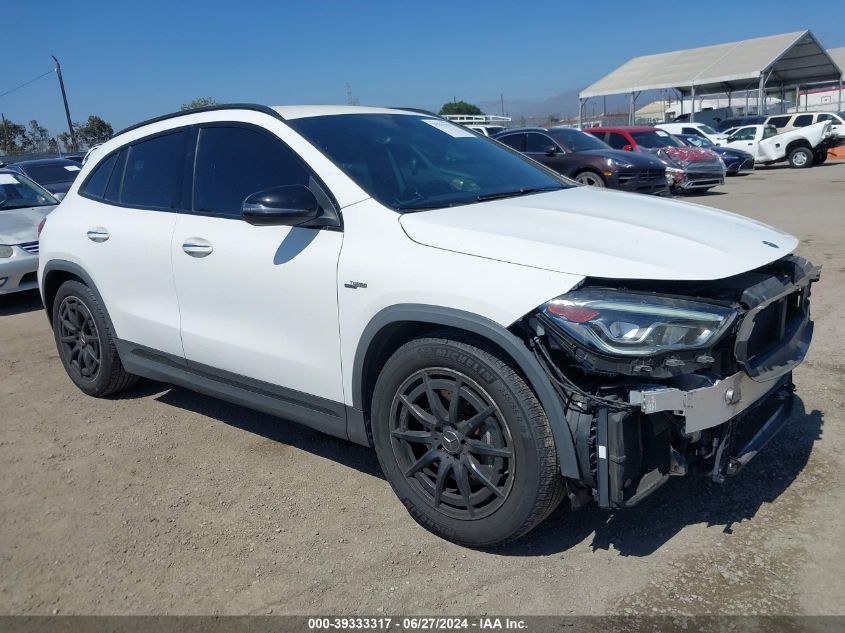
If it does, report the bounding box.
[578,31,843,126]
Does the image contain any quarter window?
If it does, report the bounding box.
[81,153,118,199]
[193,126,309,218]
[121,131,188,209]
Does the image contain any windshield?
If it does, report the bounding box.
[699,125,719,135]
[682,135,714,148]
[287,114,568,211]
[0,172,58,210]
[631,130,684,149]
[23,162,80,184]
[550,128,610,152]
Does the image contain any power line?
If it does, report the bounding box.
[0,69,54,100]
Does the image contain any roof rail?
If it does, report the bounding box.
[113,103,285,138]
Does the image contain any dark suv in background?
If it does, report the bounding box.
[494,127,668,195]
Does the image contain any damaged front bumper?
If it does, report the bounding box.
[534,256,820,510]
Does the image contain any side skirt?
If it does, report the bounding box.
[115,340,352,442]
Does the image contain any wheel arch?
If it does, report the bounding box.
[351,304,580,478]
[41,260,116,335]
[785,139,812,153]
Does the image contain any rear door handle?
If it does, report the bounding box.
[182,238,213,258]
[86,227,110,243]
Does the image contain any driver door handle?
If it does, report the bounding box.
[182,238,213,258]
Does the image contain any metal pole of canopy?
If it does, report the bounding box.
[690,85,696,122]
[758,74,766,116]
[578,98,584,129]
[839,78,843,112]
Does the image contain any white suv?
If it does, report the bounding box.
[39,105,819,546]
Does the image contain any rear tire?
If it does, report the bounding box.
[52,280,138,397]
[371,334,565,547]
[788,146,813,168]
[574,171,605,187]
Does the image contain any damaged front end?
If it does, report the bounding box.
[519,255,820,509]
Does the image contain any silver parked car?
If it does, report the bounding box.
[0,170,57,295]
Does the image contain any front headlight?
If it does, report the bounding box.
[541,289,736,356]
[607,158,634,169]
[0,245,13,258]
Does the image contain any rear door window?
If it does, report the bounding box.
[731,127,757,141]
[767,116,790,129]
[120,131,188,210]
[793,114,813,127]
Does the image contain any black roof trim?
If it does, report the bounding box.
[113,103,285,138]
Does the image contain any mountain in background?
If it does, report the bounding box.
[477,89,648,125]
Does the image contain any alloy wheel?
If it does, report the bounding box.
[57,297,102,380]
[389,368,515,520]
[576,172,604,187]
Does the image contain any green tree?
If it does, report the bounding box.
[77,115,114,147]
[181,96,218,111]
[0,118,28,154]
[438,101,482,116]
[56,124,82,152]
[23,120,52,151]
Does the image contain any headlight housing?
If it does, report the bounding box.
[541,289,736,357]
[607,158,634,169]
[0,245,13,258]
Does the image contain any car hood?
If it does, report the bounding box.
[0,204,55,244]
[578,149,663,168]
[716,147,754,159]
[398,188,796,281]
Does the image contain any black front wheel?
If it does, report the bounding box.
[52,280,138,397]
[371,335,565,547]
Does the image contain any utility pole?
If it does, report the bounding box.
[52,55,76,150]
[1,113,9,154]
[500,93,504,117]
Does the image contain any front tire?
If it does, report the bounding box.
[52,280,138,397]
[814,150,828,165]
[574,171,605,187]
[788,146,814,168]
[371,335,565,547]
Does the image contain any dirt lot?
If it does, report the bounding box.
[1,162,844,616]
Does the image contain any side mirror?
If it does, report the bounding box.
[241,185,321,226]
[53,192,66,202]
[545,145,558,157]
[622,144,633,152]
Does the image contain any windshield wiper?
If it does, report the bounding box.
[476,186,561,202]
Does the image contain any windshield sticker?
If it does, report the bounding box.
[422,119,475,138]
[0,174,20,185]
[64,165,81,171]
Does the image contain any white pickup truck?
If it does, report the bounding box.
[722,121,834,168]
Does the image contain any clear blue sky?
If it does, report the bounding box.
[2,0,843,135]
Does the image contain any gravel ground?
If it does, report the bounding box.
[1,162,843,616]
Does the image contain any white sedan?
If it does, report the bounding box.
[0,170,57,295]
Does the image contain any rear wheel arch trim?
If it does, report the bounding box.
[352,304,580,478]
[41,260,116,337]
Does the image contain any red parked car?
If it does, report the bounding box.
[585,126,726,194]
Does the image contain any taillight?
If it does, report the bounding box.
[37,218,47,236]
